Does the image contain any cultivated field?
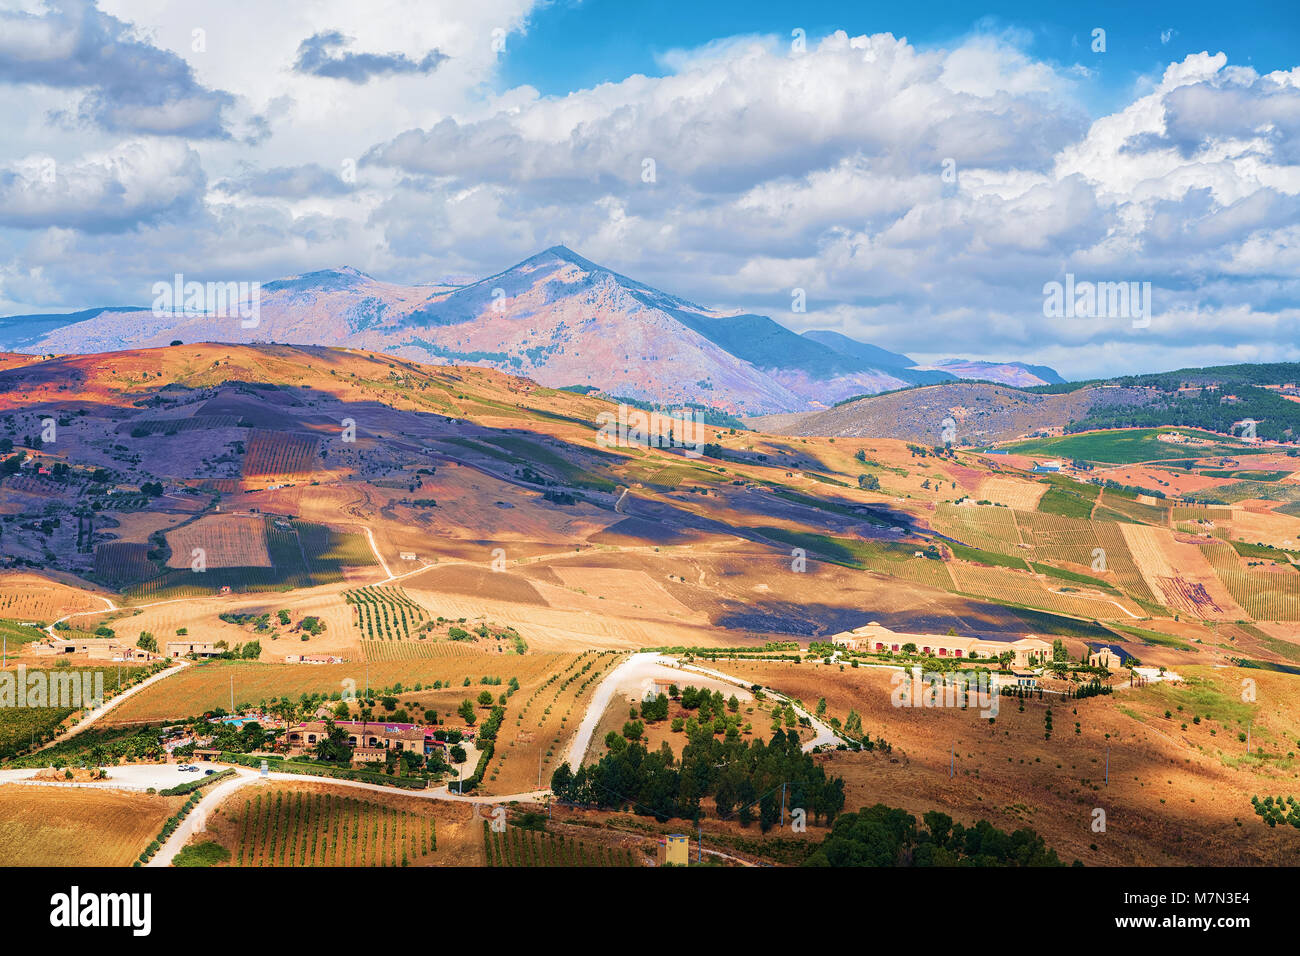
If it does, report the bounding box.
[0,575,108,621]
[221,786,435,866]
[345,586,428,641]
[0,786,183,867]
[484,822,639,866]
[242,429,320,479]
[165,514,272,569]
[489,650,621,795]
[103,655,576,724]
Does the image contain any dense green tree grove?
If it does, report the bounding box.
[550,728,845,828]
[802,805,1066,867]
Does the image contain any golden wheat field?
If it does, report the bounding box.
[0,786,183,867]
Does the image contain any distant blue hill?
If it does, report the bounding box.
[0,306,145,351]
[801,330,958,384]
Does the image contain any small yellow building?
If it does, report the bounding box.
[660,834,689,866]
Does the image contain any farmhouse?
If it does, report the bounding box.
[285,720,430,758]
[1087,644,1127,670]
[31,638,156,662]
[284,653,345,664]
[166,640,219,658]
[830,622,1050,666]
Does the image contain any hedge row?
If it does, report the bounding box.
[215,752,429,790]
[159,767,236,796]
[136,790,204,865]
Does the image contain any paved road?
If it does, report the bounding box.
[36,659,190,752]
[564,652,666,768]
[678,661,840,752]
[148,768,259,866]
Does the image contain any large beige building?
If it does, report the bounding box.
[830,622,1050,666]
[31,638,156,662]
[166,640,219,659]
[285,720,429,759]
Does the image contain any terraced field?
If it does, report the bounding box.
[948,562,1140,620]
[932,503,1022,554]
[1202,539,1300,621]
[361,640,487,661]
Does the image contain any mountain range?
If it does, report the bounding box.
[0,246,1062,414]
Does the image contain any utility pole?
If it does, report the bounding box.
[229,673,234,713]
[1105,745,1109,785]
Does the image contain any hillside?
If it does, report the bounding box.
[4,344,1300,873]
[748,382,1151,444]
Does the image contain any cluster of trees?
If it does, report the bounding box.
[208,720,267,753]
[1072,384,1300,443]
[1251,794,1300,829]
[803,804,1067,867]
[550,728,845,828]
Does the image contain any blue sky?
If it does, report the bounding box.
[504,0,1300,110]
[0,0,1298,378]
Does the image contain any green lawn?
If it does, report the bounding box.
[1037,485,1096,518]
[1003,428,1257,465]
[1198,470,1293,481]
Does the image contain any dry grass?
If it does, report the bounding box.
[711,658,1300,866]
